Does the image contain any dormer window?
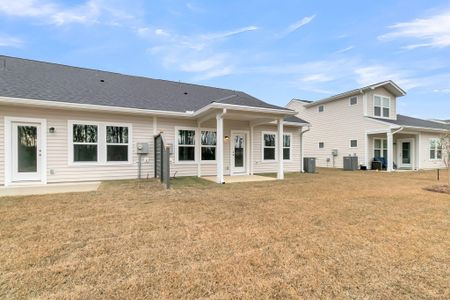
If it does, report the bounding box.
[374,95,390,118]
[350,96,357,106]
[318,105,324,112]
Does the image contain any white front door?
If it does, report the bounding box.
[397,138,414,169]
[11,122,43,182]
[231,133,246,174]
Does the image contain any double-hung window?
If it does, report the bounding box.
[374,96,390,118]
[263,132,276,160]
[430,138,442,160]
[201,130,216,161]
[177,129,196,162]
[374,138,387,158]
[106,126,129,162]
[283,134,291,160]
[73,124,98,162]
[70,122,131,164]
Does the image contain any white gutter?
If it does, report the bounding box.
[300,125,311,173]
[0,96,296,118]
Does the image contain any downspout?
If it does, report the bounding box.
[300,125,311,172]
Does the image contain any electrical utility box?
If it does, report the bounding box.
[343,156,358,171]
[137,143,149,154]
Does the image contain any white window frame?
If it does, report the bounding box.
[349,139,358,148]
[200,128,217,163]
[105,124,132,164]
[318,142,324,149]
[373,95,390,118]
[373,138,387,158]
[318,105,324,112]
[175,126,197,164]
[283,133,292,161]
[349,96,358,106]
[68,120,132,166]
[261,131,277,162]
[429,138,443,160]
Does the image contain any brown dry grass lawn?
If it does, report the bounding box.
[1,169,450,299]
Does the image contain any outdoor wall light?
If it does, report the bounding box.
[224,136,229,141]
[49,127,56,133]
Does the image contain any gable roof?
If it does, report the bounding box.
[297,81,406,108]
[284,115,309,124]
[0,55,290,114]
[370,114,450,131]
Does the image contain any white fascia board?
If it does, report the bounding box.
[0,96,295,119]
[0,96,193,118]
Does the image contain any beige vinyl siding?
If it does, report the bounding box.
[288,95,390,168]
[0,105,155,184]
[252,125,301,174]
[366,87,397,119]
[1,104,303,185]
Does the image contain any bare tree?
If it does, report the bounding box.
[442,132,450,186]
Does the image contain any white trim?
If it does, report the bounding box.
[349,139,358,148]
[363,93,368,116]
[283,132,293,161]
[373,94,391,119]
[349,96,358,106]
[429,138,443,161]
[199,128,217,164]
[261,131,278,162]
[68,120,133,166]
[250,126,254,175]
[174,126,197,164]
[0,96,296,120]
[4,116,47,186]
[230,130,249,175]
[397,138,415,169]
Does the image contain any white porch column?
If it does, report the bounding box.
[216,112,224,183]
[387,131,394,172]
[250,125,254,175]
[277,118,284,179]
[196,123,201,177]
[364,133,369,168]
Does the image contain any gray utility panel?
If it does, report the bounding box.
[303,157,316,173]
[343,156,359,171]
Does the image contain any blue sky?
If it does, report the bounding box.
[0,0,449,119]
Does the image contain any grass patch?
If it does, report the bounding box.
[0,168,449,298]
[170,176,216,188]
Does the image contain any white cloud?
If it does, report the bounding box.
[141,25,259,80]
[0,0,135,26]
[353,65,419,90]
[379,9,450,49]
[285,15,315,35]
[300,73,334,83]
[0,34,24,47]
[335,45,354,54]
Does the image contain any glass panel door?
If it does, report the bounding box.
[12,122,42,182]
[232,133,246,174]
[402,142,411,164]
[17,126,38,172]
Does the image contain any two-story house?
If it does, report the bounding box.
[287,81,449,171]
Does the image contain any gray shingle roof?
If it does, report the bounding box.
[0,55,290,113]
[371,114,450,131]
[284,115,309,124]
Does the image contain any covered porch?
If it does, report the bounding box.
[365,129,420,171]
[192,105,308,183]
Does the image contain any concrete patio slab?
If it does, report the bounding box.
[202,175,276,184]
[0,182,101,197]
